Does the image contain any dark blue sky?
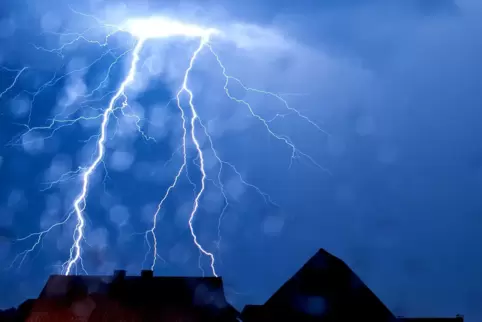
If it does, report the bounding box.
[1,0,481,321]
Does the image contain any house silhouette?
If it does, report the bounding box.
[0,248,463,321]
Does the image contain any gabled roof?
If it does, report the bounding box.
[243,248,397,321]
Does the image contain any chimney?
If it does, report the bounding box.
[141,270,153,278]
[113,270,126,279]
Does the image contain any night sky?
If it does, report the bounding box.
[1,0,481,321]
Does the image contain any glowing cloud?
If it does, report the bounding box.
[121,17,219,39]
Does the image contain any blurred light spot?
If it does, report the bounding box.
[147,105,171,139]
[297,296,326,316]
[22,131,45,154]
[109,204,130,226]
[109,150,135,172]
[9,96,30,119]
[7,189,27,210]
[141,203,162,224]
[143,55,162,75]
[225,176,245,201]
[62,78,87,107]
[206,118,224,138]
[45,154,73,182]
[129,102,146,120]
[202,150,218,171]
[194,284,210,305]
[117,224,135,244]
[40,210,60,230]
[262,215,284,236]
[71,298,96,318]
[40,12,61,32]
[116,113,143,138]
[175,202,194,229]
[66,57,88,73]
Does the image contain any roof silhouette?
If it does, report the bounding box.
[0,248,464,321]
[241,248,397,321]
[398,318,464,321]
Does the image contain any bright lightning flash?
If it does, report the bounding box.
[7,11,328,278]
[122,17,219,39]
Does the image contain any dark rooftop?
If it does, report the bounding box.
[0,249,464,321]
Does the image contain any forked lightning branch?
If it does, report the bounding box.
[6,11,329,277]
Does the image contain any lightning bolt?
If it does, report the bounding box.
[181,36,218,276]
[0,66,28,100]
[10,37,146,275]
[207,44,330,173]
[9,21,149,273]
[9,8,329,278]
[145,36,214,274]
[63,38,146,275]
[146,35,328,276]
